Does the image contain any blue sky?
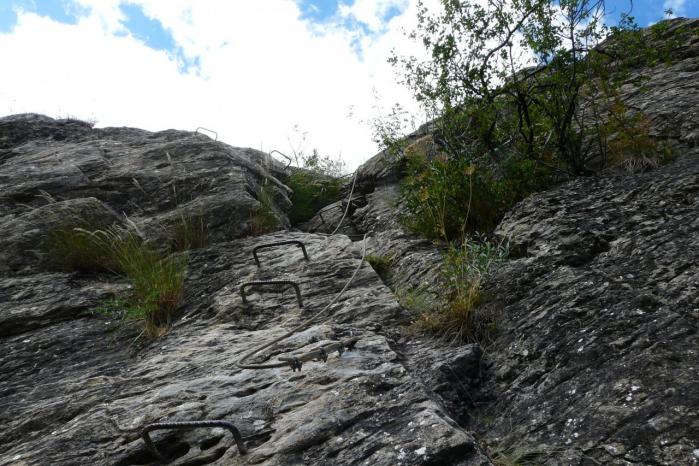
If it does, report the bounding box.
[0,1,692,63]
[1,1,693,37]
[0,0,695,168]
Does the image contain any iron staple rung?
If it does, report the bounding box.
[252,240,309,266]
[195,127,218,141]
[277,337,359,370]
[269,150,292,169]
[142,420,247,458]
[240,280,304,308]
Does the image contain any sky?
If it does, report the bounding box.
[0,0,695,169]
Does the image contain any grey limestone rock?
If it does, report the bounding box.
[0,232,490,465]
[0,114,291,275]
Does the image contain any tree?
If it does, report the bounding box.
[392,0,635,175]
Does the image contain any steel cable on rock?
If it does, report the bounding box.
[236,169,366,370]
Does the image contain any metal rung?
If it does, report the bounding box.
[142,420,246,459]
[269,150,292,169]
[195,127,218,141]
[277,337,359,371]
[240,280,303,307]
[252,240,309,266]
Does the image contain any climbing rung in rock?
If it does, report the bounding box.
[252,240,310,266]
[240,280,304,307]
[277,337,360,371]
[269,149,292,168]
[142,420,247,458]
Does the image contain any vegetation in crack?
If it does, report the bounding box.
[46,225,187,340]
[286,148,347,225]
[411,237,510,344]
[366,253,396,281]
[370,0,686,344]
[249,181,281,235]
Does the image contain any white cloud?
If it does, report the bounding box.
[338,0,410,32]
[0,1,435,170]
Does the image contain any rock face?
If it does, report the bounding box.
[0,232,489,466]
[0,116,490,465]
[0,114,291,275]
[2,18,699,466]
[478,150,699,464]
[300,17,699,466]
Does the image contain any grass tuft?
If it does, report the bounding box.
[170,213,209,252]
[45,225,187,339]
[249,183,280,235]
[412,237,509,343]
[44,227,117,272]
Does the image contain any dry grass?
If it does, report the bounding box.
[412,237,509,343]
[248,183,280,236]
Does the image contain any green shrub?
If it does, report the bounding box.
[413,237,509,343]
[401,150,553,242]
[286,169,343,225]
[366,253,395,280]
[599,99,673,172]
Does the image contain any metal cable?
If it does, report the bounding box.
[236,168,365,370]
[330,169,359,235]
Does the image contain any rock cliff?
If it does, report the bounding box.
[0,115,490,465]
[1,17,699,466]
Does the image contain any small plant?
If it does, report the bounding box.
[45,224,187,340]
[286,169,343,225]
[366,253,395,280]
[413,237,509,343]
[285,146,346,225]
[401,151,549,241]
[398,288,433,315]
[44,226,116,272]
[170,213,208,252]
[91,298,141,321]
[87,226,188,339]
[249,183,280,235]
[601,100,673,172]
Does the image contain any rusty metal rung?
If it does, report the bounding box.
[269,150,292,169]
[142,420,246,459]
[195,127,218,141]
[240,280,303,308]
[253,240,309,266]
[277,337,360,370]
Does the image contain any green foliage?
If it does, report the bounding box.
[285,148,346,225]
[387,1,678,240]
[286,170,343,225]
[413,237,509,343]
[87,226,187,339]
[401,149,553,241]
[91,298,143,321]
[599,99,673,171]
[366,253,395,280]
[170,213,209,252]
[44,226,117,272]
[249,183,281,235]
[45,225,187,339]
[294,148,346,177]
